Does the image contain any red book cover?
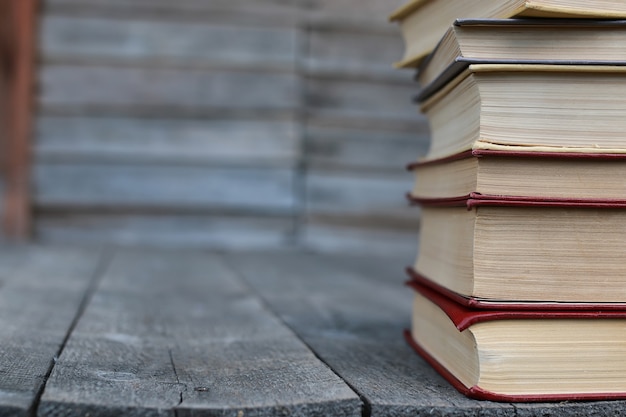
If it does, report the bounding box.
[406,149,626,209]
[405,281,626,402]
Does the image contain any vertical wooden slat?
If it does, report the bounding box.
[3,0,37,239]
[0,1,12,176]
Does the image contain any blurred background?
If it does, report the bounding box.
[1,0,430,257]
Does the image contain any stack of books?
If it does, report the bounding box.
[390,0,626,402]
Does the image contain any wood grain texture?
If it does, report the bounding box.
[2,0,36,239]
[304,0,407,31]
[226,251,626,416]
[41,16,298,69]
[36,213,295,249]
[302,220,418,257]
[305,111,428,133]
[0,1,10,176]
[30,0,428,251]
[34,163,295,213]
[40,249,361,417]
[45,0,303,26]
[305,170,413,219]
[303,24,408,82]
[305,124,428,171]
[305,78,417,124]
[0,246,103,417]
[304,0,407,21]
[39,65,298,114]
[35,116,299,166]
[305,27,404,78]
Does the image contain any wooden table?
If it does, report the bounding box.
[1,245,623,416]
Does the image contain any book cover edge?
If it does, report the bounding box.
[406,193,626,209]
[406,267,626,311]
[406,149,626,170]
[403,329,626,402]
[417,61,626,102]
[409,280,626,332]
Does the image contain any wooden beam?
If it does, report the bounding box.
[0,1,12,176]
[3,0,37,239]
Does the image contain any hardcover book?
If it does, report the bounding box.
[417,19,626,99]
[389,0,626,68]
[406,281,626,401]
[407,149,626,202]
[406,267,626,310]
[419,64,626,161]
[413,202,626,304]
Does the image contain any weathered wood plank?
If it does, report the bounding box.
[35,116,299,166]
[305,124,428,171]
[41,16,297,69]
[0,1,11,178]
[36,213,295,249]
[306,170,414,219]
[34,163,295,212]
[226,251,626,416]
[40,250,361,416]
[2,0,36,238]
[302,220,418,257]
[32,0,428,250]
[39,65,299,114]
[45,0,303,26]
[305,78,419,123]
[304,62,408,84]
[304,0,407,23]
[303,25,407,82]
[306,111,428,133]
[0,246,103,417]
[305,27,403,75]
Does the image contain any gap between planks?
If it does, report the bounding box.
[27,248,114,417]
[217,253,372,417]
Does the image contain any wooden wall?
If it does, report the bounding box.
[33,0,429,255]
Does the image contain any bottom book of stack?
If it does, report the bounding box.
[405,281,626,402]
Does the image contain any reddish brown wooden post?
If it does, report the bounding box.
[2,0,37,239]
[0,2,12,180]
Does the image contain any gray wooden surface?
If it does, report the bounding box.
[35,116,299,165]
[2,245,626,417]
[39,249,360,416]
[36,213,295,249]
[0,246,104,417]
[41,16,298,68]
[30,0,423,254]
[34,163,295,212]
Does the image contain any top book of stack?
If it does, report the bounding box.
[389,0,626,68]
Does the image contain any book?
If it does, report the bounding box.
[405,281,626,401]
[418,19,626,99]
[407,149,626,202]
[389,0,626,68]
[406,267,626,310]
[419,64,626,161]
[414,202,626,304]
